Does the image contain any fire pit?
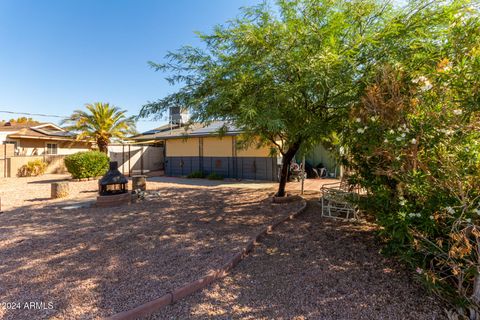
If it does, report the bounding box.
[96,161,131,207]
[98,161,128,195]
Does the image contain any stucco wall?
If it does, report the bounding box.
[203,136,234,157]
[167,136,273,158]
[7,155,67,177]
[166,138,199,157]
[12,139,90,156]
[0,144,15,177]
[237,144,272,157]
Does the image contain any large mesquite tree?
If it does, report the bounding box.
[140,0,392,196]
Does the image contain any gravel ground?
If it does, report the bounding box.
[0,174,282,212]
[0,174,99,211]
[0,180,303,320]
[151,200,446,320]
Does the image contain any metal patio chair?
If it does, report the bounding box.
[320,181,360,220]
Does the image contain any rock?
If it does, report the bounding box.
[51,182,69,199]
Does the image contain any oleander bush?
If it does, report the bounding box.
[339,9,480,314]
[64,151,109,179]
[18,159,47,177]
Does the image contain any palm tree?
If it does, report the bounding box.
[62,102,136,153]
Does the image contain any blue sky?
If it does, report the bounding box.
[0,0,260,133]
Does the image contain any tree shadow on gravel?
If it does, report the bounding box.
[0,186,301,320]
[149,200,446,320]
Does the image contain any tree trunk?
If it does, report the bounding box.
[276,141,301,197]
[97,138,109,153]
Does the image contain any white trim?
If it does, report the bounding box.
[32,123,65,132]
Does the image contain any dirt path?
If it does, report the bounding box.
[151,200,446,320]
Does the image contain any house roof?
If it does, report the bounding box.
[3,122,80,142]
[133,121,242,141]
[0,123,39,131]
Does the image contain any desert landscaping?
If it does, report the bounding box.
[0,175,445,319]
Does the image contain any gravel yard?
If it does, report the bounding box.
[0,174,280,211]
[0,175,444,319]
[0,176,303,320]
[151,200,446,320]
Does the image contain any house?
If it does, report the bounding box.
[131,121,339,181]
[0,122,92,177]
[0,122,91,156]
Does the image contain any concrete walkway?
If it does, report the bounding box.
[147,176,276,189]
[147,176,339,193]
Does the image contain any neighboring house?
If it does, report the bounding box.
[0,122,91,156]
[0,122,92,177]
[131,121,339,181]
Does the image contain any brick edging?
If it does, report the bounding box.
[105,199,307,320]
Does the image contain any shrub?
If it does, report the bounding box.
[187,171,205,179]
[64,151,109,179]
[18,159,47,177]
[340,61,480,312]
[207,172,224,180]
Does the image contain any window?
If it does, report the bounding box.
[46,143,58,155]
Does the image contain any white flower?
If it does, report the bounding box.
[389,129,395,134]
[396,156,401,161]
[438,128,454,135]
[401,133,406,138]
[416,267,423,274]
[355,118,361,123]
[429,215,434,220]
[400,200,407,206]
[411,138,417,145]
[446,207,455,214]
[413,76,433,91]
[412,76,427,84]
[420,81,433,91]
[408,212,415,217]
[384,138,388,143]
[357,128,365,134]
[370,116,377,122]
[396,137,403,141]
[453,109,463,115]
[466,218,472,223]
